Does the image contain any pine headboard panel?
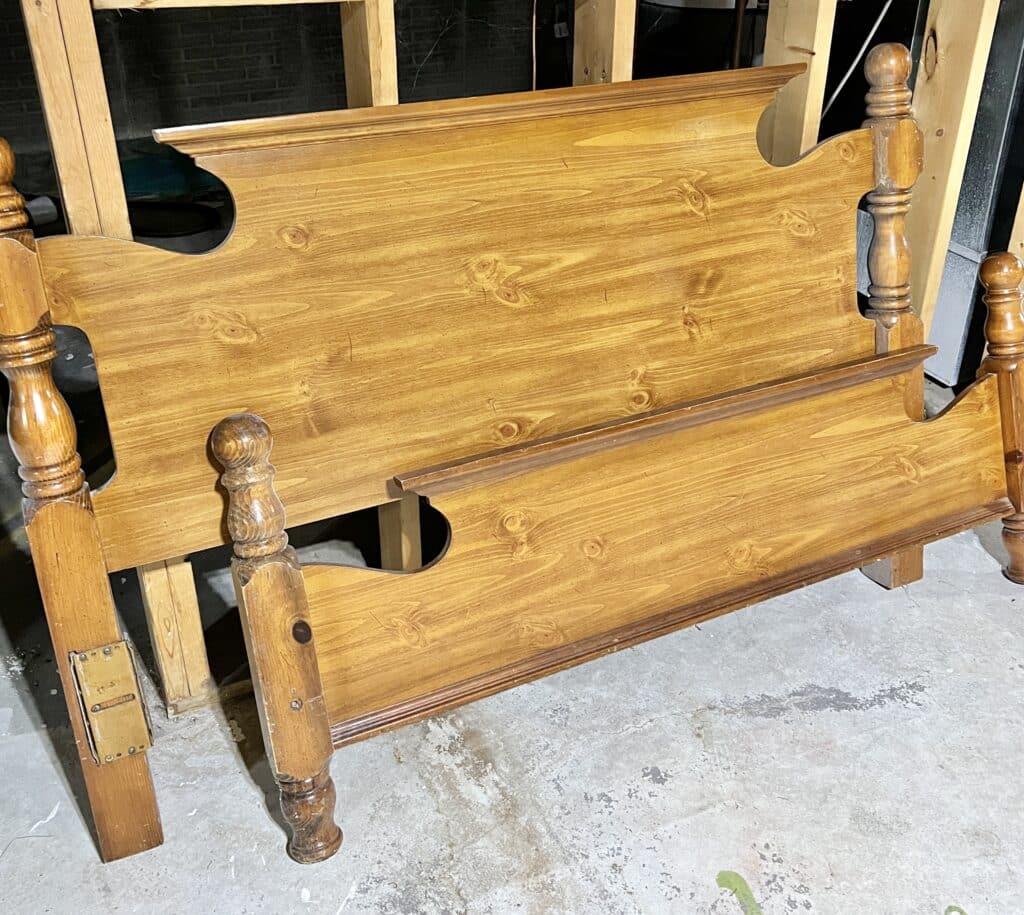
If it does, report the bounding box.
[37,65,877,570]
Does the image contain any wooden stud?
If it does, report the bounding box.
[860,43,926,590]
[19,0,211,714]
[138,556,215,716]
[211,413,342,864]
[20,0,130,238]
[0,140,162,861]
[341,0,399,108]
[909,0,1000,332]
[761,0,838,165]
[979,253,1024,584]
[572,0,637,86]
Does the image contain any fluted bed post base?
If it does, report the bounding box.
[281,767,343,864]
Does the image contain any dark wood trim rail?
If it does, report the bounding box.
[396,345,937,498]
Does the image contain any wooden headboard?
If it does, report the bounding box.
[37,65,879,571]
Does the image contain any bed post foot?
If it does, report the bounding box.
[1001,516,1024,584]
[980,253,1024,585]
[281,766,343,864]
[211,413,342,864]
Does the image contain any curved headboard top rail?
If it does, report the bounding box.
[39,67,876,571]
[155,65,806,157]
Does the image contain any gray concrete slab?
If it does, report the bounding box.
[0,527,1022,914]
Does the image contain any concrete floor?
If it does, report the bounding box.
[1,525,1022,914]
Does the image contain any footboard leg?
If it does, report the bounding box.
[211,414,342,864]
[980,254,1024,583]
[860,44,926,589]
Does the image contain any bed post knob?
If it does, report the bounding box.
[211,413,290,560]
[0,138,28,235]
[980,253,1024,583]
[864,44,913,121]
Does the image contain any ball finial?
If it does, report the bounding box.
[980,252,1024,294]
[211,413,273,471]
[0,137,28,234]
[865,43,912,89]
[0,138,15,187]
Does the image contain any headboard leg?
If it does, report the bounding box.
[860,43,926,590]
[211,413,342,863]
[979,254,1024,583]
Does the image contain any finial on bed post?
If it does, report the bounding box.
[212,413,343,864]
[0,138,29,237]
[980,254,1024,584]
[863,43,923,353]
[859,44,927,591]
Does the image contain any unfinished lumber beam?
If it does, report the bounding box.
[761,0,838,165]
[909,0,1000,332]
[341,0,399,108]
[573,0,637,85]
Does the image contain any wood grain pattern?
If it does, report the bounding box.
[762,0,838,165]
[211,414,341,864]
[573,0,637,85]
[340,0,398,108]
[38,68,878,572]
[909,0,1000,332]
[138,557,215,716]
[860,43,925,588]
[979,253,1024,583]
[305,368,1008,734]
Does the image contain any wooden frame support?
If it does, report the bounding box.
[341,0,399,108]
[979,254,1024,583]
[909,0,1000,332]
[761,0,838,165]
[0,142,162,861]
[211,413,341,864]
[138,556,215,716]
[573,0,637,85]
[860,43,926,590]
[19,0,214,716]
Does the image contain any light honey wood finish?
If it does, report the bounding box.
[909,0,1000,332]
[340,0,399,108]
[0,143,161,861]
[93,0,354,6]
[138,557,215,716]
[20,0,130,238]
[211,414,341,864]
[38,66,888,572]
[979,253,1024,583]
[306,365,1008,742]
[1009,189,1024,264]
[573,0,637,85]
[761,0,837,165]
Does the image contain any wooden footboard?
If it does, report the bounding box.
[300,350,1010,746]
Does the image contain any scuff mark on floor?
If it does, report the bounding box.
[707,681,926,719]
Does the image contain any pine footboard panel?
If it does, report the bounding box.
[301,365,1011,747]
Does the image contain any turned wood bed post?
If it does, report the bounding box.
[0,139,162,860]
[861,43,927,589]
[979,253,1024,583]
[211,413,342,864]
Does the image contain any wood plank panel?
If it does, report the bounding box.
[37,70,876,571]
[761,0,838,165]
[305,371,1008,733]
[910,0,1000,332]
